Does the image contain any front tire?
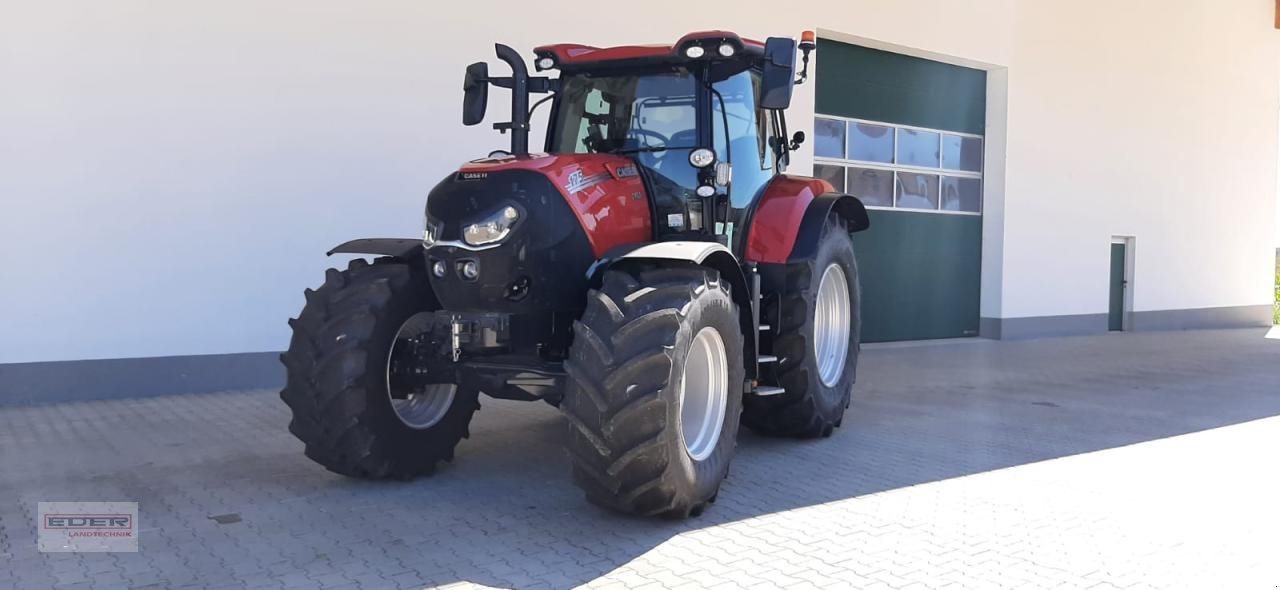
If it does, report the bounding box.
[744,217,861,438]
[280,258,479,479]
[562,265,745,517]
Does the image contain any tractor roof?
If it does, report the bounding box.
[533,30,765,71]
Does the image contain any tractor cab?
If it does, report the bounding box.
[464,31,813,256]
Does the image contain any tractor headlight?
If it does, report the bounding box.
[462,205,520,246]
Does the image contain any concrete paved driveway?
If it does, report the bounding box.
[2,329,1279,589]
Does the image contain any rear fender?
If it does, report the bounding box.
[744,174,870,264]
[787,194,870,262]
[590,242,758,379]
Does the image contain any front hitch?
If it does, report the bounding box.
[385,311,564,403]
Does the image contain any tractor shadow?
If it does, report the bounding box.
[405,328,1280,588]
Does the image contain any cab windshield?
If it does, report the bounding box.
[549,68,775,246]
[550,71,701,199]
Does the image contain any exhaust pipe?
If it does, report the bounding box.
[493,44,531,155]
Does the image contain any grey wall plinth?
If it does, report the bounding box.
[980,314,1109,340]
[981,304,1273,340]
[1131,304,1274,332]
[0,352,283,407]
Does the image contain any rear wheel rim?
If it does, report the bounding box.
[815,263,852,387]
[385,312,455,429]
[679,327,728,462]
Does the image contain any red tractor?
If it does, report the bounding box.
[280,31,869,517]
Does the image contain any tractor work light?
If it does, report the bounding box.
[717,43,735,57]
[460,260,480,280]
[688,148,715,168]
[684,45,706,59]
[463,205,520,246]
[715,162,733,186]
[535,56,555,70]
[695,184,715,198]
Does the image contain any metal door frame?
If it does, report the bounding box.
[1110,236,1135,331]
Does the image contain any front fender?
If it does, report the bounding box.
[590,241,758,379]
[327,238,425,265]
[590,242,748,299]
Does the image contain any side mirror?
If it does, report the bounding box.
[463,62,489,126]
[760,37,797,109]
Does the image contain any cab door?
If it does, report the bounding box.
[712,69,777,255]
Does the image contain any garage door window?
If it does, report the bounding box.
[814,115,983,214]
[848,122,894,163]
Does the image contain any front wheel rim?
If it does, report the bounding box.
[385,312,456,429]
[815,263,852,387]
[678,327,729,462]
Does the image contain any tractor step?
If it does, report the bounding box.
[753,386,785,397]
[757,355,779,363]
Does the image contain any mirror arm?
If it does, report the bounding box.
[496,76,556,93]
[778,110,792,169]
[789,130,805,150]
[528,77,558,94]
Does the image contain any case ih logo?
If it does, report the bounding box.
[563,169,610,193]
[456,171,488,181]
[44,514,132,529]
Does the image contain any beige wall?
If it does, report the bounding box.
[0,0,1274,363]
[1000,0,1279,317]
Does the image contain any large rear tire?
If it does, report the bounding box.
[743,216,861,438]
[280,258,479,479]
[562,265,745,517]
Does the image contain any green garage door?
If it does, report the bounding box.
[813,39,986,342]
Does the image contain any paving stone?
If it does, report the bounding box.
[1,329,1279,588]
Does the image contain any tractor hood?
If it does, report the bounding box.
[421,152,652,315]
[436,152,652,258]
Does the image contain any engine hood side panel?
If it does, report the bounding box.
[459,154,652,257]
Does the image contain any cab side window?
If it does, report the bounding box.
[713,71,774,208]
